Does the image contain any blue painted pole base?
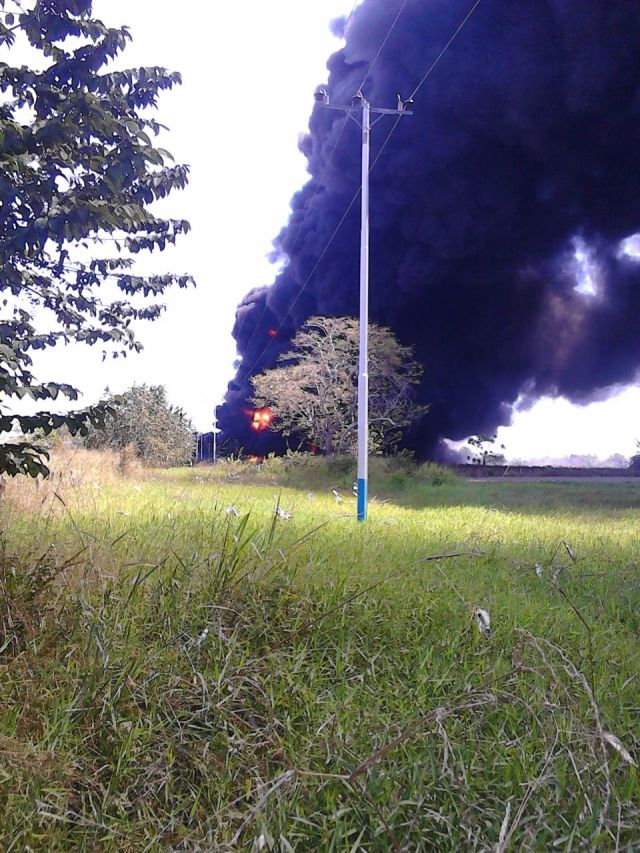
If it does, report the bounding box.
[357,477,367,522]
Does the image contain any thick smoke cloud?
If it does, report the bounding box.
[219,0,640,457]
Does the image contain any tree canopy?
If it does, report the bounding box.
[82,384,195,467]
[252,316,426,456]
[0,0,193,477]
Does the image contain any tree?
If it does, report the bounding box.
[0,0,193,477]
[252,316,426,455]
[603,454,630,469]
[465,434,506,466]
[83,384,195,467]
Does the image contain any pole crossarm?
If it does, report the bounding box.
[323,103,413,117]
[316,90,413,521]
[372,106,413,116]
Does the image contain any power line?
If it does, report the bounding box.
[237,189,362,385]
[236,0,482,388]
[371,0,483,171]
[409,0,481,100]
[357,0,409,92]
[343,0,362,34]
[234,0,405,355]
[233,0,362,349]
[248,0,362,266]
[235,114,349,356]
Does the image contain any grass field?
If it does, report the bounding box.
[1,449,639,850]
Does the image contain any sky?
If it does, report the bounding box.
[6,0,640,461]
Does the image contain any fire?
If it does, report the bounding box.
[267,328,278,338]
[249,407,273,431]
[245,455,264,464]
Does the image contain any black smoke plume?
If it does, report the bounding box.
[218,0,640,457]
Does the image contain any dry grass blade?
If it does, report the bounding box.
[600,731,637,767]
[271,550,480,653]
[350,777,403,852]
[496,732,559,852]
[3,451,640,848]
[496,799,512,851]
[349,672,513,781]
[551,582,596,699]
[228,770,296,846]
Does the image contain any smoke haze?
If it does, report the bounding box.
[219,0,640,456]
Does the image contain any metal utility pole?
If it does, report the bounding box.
[314,86,413,521]
[357,96,371,523]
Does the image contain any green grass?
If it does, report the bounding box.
[1,453,640,850]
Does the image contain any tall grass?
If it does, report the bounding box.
[1,450,639,849]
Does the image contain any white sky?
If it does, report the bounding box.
[6,0,640,460]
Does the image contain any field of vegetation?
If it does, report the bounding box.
[1,449,639,850]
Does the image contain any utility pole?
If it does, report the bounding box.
[314,86,413,521]
[212,404,218,464]
[357,95,371,523]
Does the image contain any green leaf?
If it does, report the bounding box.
[0,6,194,478]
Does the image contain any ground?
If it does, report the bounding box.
[1,449,639,850]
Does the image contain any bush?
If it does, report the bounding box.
[274,454,356,491]
[194,452,459,493]
[280,453,457,491]
[384,449,417,475]
[415,462,458,486]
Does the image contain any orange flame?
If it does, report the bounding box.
[267,328,278,338]
[248,407,273,431]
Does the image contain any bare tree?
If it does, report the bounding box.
[252,317,426,455]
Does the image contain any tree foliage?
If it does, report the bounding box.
[0,0,193,477]
[82,384,195,467]
[252,316,426,455]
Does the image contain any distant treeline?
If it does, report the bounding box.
[455,465,640,478]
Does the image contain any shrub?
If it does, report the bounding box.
[416,462,458,486]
